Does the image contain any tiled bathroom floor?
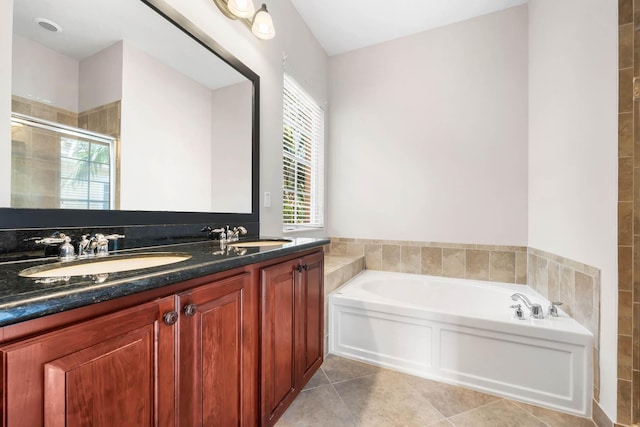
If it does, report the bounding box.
[275,355,595,427]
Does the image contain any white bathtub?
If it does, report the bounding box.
[329,270,593,416]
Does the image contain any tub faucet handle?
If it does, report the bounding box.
[510,304,525,320]
[548,301,563,317]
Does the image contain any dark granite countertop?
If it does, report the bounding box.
[0,237,329,327]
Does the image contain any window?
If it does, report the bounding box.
[282,74,325,229]
[60,137,113,209]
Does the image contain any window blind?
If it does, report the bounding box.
[282,73,324,228]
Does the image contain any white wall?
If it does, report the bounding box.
[211,81,253,213]
[0,0,12,206]
[11,34,79,112]
[327,6,529,245]
[165,0,329,235]
[528,0,618,420]
[79,42,123,112]
[120,41,213,212]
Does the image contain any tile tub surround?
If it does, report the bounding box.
[618,1,640,425]
[276,355,597,427]
[327,237,528,284]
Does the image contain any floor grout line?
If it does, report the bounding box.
[323,367,359,426]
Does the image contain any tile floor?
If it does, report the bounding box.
[276,355,596,427]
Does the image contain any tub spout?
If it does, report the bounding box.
[511,293,544,319]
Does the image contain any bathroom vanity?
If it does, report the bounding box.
[0,238,327,426]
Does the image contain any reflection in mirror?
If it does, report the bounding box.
[8,0,254,214]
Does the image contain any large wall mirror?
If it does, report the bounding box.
[2,0,259,229]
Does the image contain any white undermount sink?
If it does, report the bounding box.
[19,252,192,278]
[227,239,292,248]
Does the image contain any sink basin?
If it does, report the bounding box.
[227,239,292,248]
[19,252,192,278]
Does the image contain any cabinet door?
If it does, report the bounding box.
[1,297,176,427]
[298,251,324,385]
[260,259,299,425]
[177,272,256,427]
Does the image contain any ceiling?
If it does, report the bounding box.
[289,0,528,56]
[12,0,245,90]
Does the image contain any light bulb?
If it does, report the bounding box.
[227,0,255,19]
[251,4,275,40]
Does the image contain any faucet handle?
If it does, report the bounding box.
[548,301,563,317]
[510,304,525,320]
[104,234,125,240]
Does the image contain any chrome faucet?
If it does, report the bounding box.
[80,233,125,257]
[511,293,544,319]
[35,232,75,261]
[228,226,247,242]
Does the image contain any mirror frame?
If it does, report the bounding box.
[1,0,260,229]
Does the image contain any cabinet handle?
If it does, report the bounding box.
[183,303,198,317]
[296,264,308,273]
[162,311,179,326]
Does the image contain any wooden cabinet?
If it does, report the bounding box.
[0,247,323,427]
[0,270,259,427]
[260,251,324,426]
[177,272,257,426]
[1,297,176,427]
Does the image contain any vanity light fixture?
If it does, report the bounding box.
[212,0,275,40]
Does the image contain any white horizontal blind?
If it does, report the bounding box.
[283,73,324,228]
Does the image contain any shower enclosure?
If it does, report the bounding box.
[10,113,116,210]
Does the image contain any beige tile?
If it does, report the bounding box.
[619,291,633,336]
[619,158,633,202]
[448,400,546,427]
[443,248,465,278]
[620,203,634,247]
[620,68,633,113]
[527,253,537,288]
[303,368,330,391]
[634,303,640,370]
[365,244,382,270]
[547,262,560,302]
[490,252,515,284]
[575,272,594,327]
[381,245,401,272]
[345,243,364,257]
[618,246,632,290]
[512,401,595,426]
[11,97,32,115]
[401,245,422,274]
[617,379,632,425]
[593,399,613,427]
[404,376,499,417]
[557,265,574,317]
[331,242,347,256]
[321,355,381,384]
[333,371,444,426]
[619,113,633,157]
[275,385,354,427]
[620,0,633,24]
[422,247,443,276]
[533,256,548,296]
[465,250,490,281]
[618,334,632,381]
[633,370,639,423]
[515,252,527,285]
[619,23,633,69]
[635,239,640,303]
[428,421,454,427]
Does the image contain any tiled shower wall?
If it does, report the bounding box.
[619,0,640,425]
[328,237,602,417]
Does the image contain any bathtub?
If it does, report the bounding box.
[329,270,593,416]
